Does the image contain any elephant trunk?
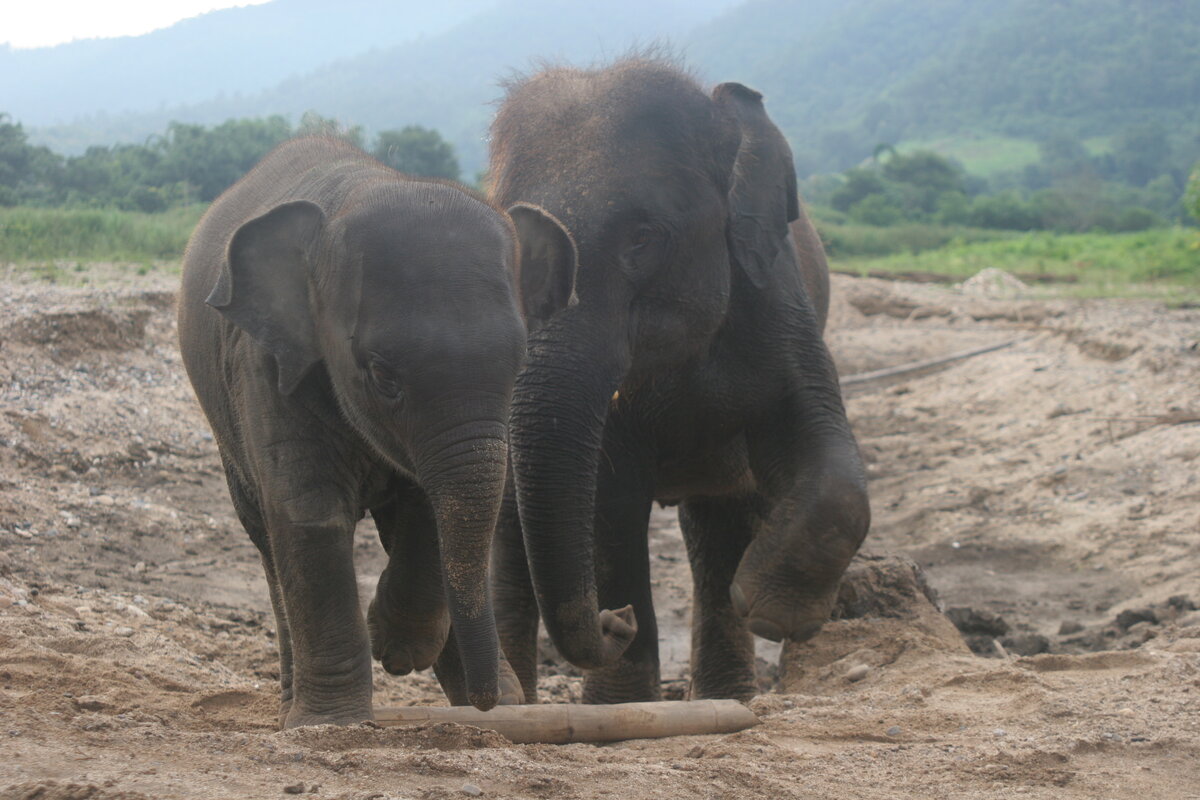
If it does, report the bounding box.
[510,308,637,670]
[418,415,510,711]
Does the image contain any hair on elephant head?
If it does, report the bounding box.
[179,136,571,726]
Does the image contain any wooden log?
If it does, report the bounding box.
[373,700,760,744]
[840,338,1022,389]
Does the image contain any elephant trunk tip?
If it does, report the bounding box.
[468,690,498,712]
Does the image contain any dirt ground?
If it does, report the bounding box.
[1,265,1198,799]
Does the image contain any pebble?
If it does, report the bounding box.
[93,495,115,506]
[885,726,902,737]
[114,626,134,637]
[461,784,483,797]
[283,783,306,794]
[845,664,870,682]
[1058,620,1084,635]
[993,728,1007,737]
[1116,607,1158,630]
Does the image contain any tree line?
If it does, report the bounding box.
[807,137,1199,234]
[0,112,461,212]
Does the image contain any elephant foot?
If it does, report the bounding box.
[282,703,374,729]
[730,582,829,643]
[581,657,661,704]
[368,597,449,675]
[498,656,525,705]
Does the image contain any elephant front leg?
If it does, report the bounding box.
[368,489,450,679]
[679,497,758,701]
[252,440,373,728]
[371,486,524,706]
[264,510,373,728]
[491,481,540,702]
[581,437,658,704]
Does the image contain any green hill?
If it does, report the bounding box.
[12,0,1200,179]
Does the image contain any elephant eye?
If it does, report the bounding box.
[630,225,658,251]
[623,224,671,279]
[367,358,404,399]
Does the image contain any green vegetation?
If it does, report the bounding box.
[373,126,461,182]
[0,205,204,262]
[831,228,1200,297]
[895,137,1039,180]
[0,112,464,213]
[1187,164,1200,224]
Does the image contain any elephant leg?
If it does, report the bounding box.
[491,480,541,701]
[581,436,657,704]
[371,480,524,706]
[679,496,759,701]
[368,482,450,679]
[248,435,373,729]
[220,456,297,725]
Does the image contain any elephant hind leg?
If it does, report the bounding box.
[679,496,758,701]
[220,457,296,726]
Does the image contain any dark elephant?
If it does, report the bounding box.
[488,59,870,703]
[178,136,566,727]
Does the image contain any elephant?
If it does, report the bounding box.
[177,136,570,727]
[487,59,870,704]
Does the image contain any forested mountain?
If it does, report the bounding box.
[690,0,1200,173]
[9,0,1200,178]
[0,0,496,125]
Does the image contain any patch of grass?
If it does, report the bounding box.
[0,205,205,263]
[833,227,1200,298]
[814,219,1015,259]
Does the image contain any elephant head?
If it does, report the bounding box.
[206,184,567,709]
[488,61,832,668]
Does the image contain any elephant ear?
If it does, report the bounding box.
[206,200,326,395]
[507,202,578,330]
[713,82,800,290]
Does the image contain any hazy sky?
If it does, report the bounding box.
[1,0,271,49]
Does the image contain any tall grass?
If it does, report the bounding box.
[816,221,1015,259]
[0,205,205,262]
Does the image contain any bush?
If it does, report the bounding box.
[968,192,1041,230]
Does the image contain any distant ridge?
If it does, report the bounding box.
[11,0,1199,177]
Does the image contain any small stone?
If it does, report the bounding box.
[946,607,1009,637]
[1058,620,1084,636]
[1001,633,1050,656]
[845,664,870,682]
[283,783,306,795]
[93,495,115,506]
[1168,595,1197,612]
[113,626,134,637]
[73,695,111,712]
[885,726,902,737]
[1116,608,1157,630]
[461,784,483,797]
[993,728,1007,737]
[133,562,146,573]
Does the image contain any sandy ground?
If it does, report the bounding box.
[1,265,1198,799]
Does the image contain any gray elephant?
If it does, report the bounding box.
[178,136,566,727]
[488,59,870,703]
